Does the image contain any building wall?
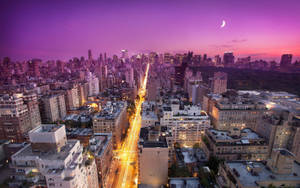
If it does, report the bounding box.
[139,147,169,187]
[211,106,264,131]
[95,138,113,187]
[93,104,128,149]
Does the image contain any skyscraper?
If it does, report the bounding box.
[121,49,128,59]
[223,52,235,67]
[86,72,100,96]
[0,94,38,142]
[88,49,93,60]
[280,54,293,67]
[27,59,41,77]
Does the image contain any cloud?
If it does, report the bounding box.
[246,53,268,57]
[210,44,235,49]
[231,39,248,43]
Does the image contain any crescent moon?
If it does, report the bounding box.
[221,20,226,28]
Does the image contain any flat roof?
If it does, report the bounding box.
[94,102,125,120]
[226,161,300,187]
[89,134,112,157]
[66,128,93,136]
[30,124,64,133]
[142,111,158,121]
[142,140,168,148]
[13,140,78,161]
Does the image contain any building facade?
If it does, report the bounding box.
[93,101,128,149]
[0,94,38,142]
[203,128,268,161]
[10,124,99,188]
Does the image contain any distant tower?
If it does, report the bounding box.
[104,53,107,63]
[86,72,99,96]
[121,49,128,59]
[223,52,235,67]
[88,49,92,60]
[125,67,134,87]
[203,54,207,62]
[28,59,41,77]
[99,53,103,63]
[56,60,64,73]
[280,54,293,68]
[214,55,222,66]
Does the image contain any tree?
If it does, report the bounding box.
[193,143,200,149]
[168,163,192,177]
[206,156,223,174]
[174,142,181,148]
[202,136,210,149]
[267,184,276,188]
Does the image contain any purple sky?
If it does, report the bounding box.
[1,0,300,61]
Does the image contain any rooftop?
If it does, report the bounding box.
[89,133,112,157]
[226,161,300,187]
[94,101,126,120]
[66,128,93,137]
[207,128,266,146]
[31,124,64,133]
[169,177,200,188]
[142,111,158,121]
[142,140,168,148]
[12,140,79,161]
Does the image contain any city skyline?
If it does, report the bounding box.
[1,0,300,61]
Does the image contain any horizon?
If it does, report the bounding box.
[1,0,300,62]
[2,50,300,63]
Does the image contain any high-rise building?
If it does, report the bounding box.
[40,94,67,123]
[214,55,222,66]
[93,101,128,149]
[210,90,266,131]
[0,94,39,142]
[280,54,293,67]
[223,52,235,67]
[121,49,128,59]
[125,67,134,87]
[89,133,113,188]
[11,124,99,188]
[27,59,41,77]
[23,93,41,128]
[86,72,100,96]
[88,49,93,60]
[138,128,169,187]
[257,109,300,162]
[78,82,89,106]
[56,60,65,73]
[184,68,202,104]
[210,72,227,94]
[160,102,210,147]
[65,85,80,111]
[147,78,158,102]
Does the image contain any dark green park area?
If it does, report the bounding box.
[195,66,300,96]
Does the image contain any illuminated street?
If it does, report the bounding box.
[113,63,150,188]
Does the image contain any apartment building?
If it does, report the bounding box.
[10,124,98,188]
[93,101,128,149]
[203,128,268,161]
[160,101,210,147]
[89,133,113,188]
[217,149,300,188]
[210,90,266,131]
[0,94,39,142]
